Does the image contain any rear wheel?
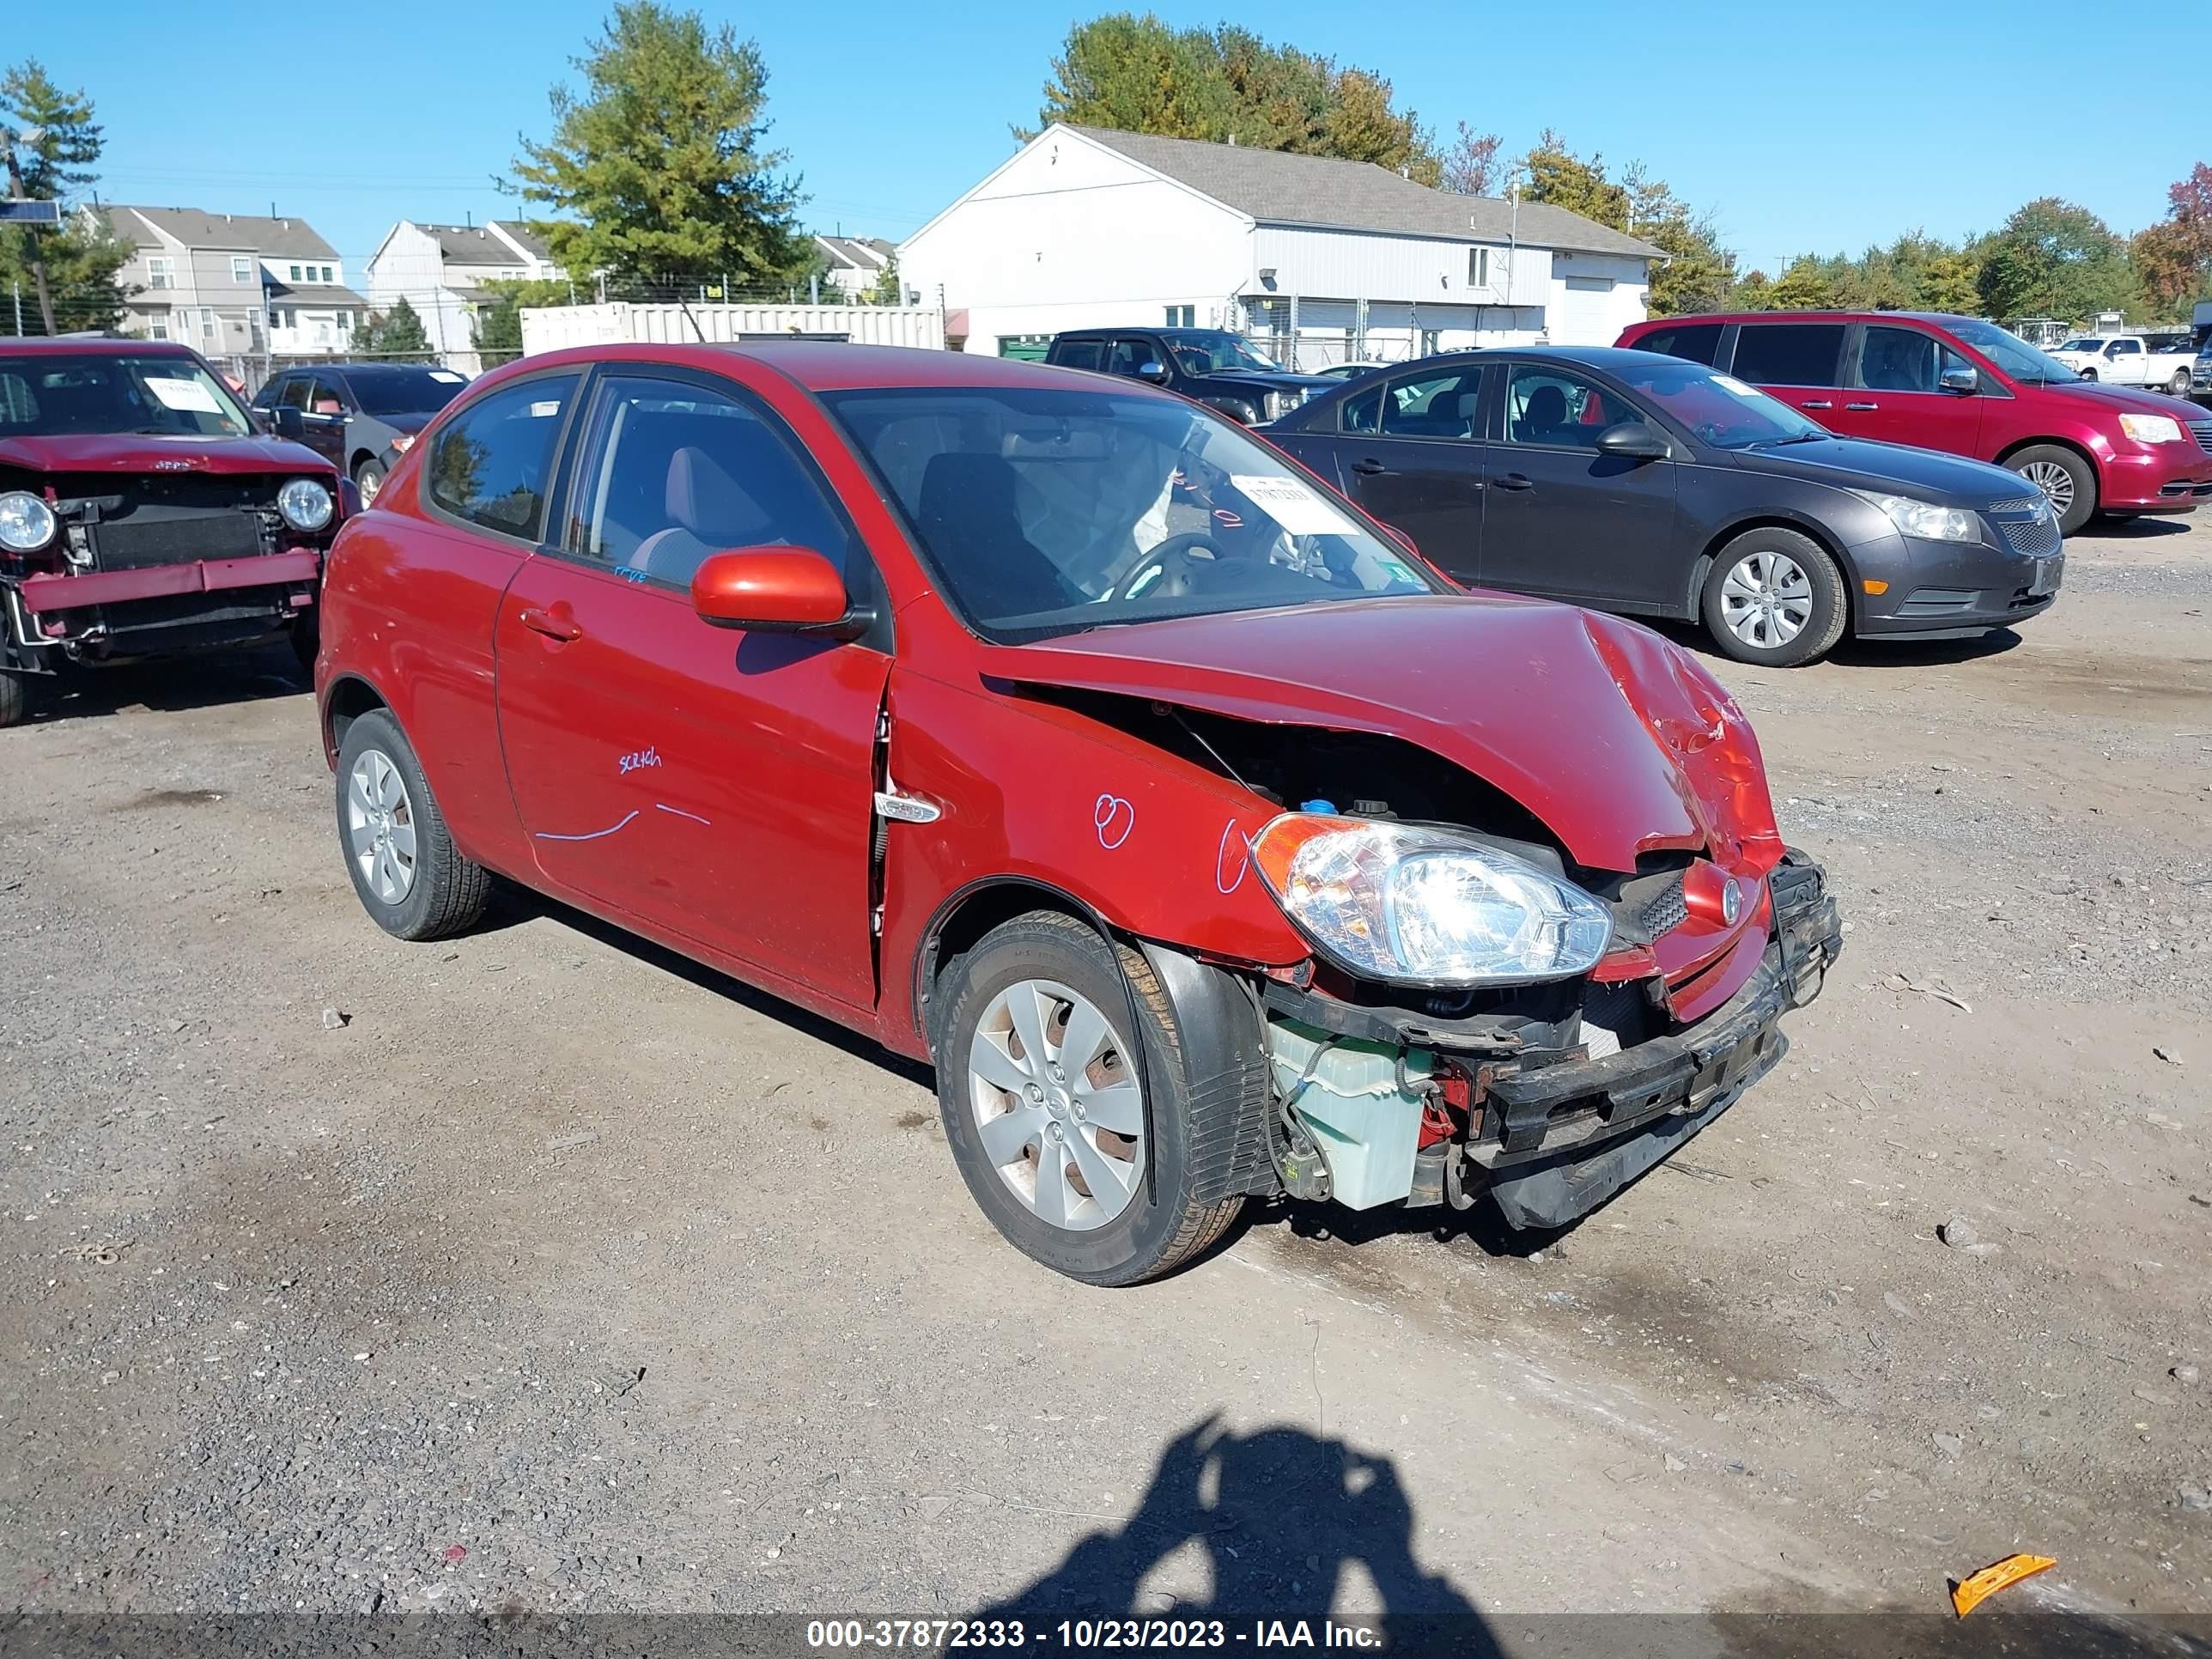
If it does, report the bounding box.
[334,708,489,940]
[934,910,1245,1285]
[2169,369,2193,397]
[1700,529,1847,667]
[353,457,386,505]
[2008,444,2097,535]
[2079,367,2098,381]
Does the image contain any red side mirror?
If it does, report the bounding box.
[690,547,862,637]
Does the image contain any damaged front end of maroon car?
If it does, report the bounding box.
[999,598,1844,1231]
[0,343,343,726]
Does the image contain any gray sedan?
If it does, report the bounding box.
[252,363,470,504]
[1267,345,2061,666]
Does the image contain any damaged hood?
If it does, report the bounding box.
[975,595,1781,873]
[0,432,333,477]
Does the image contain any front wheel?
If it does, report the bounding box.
[354,457,387,505]
[2079,367,2098,381]
[2008,444,2098,535]
[1700,529,1847,667]
[334,708,489,940]
[0,669,34,728]
[2170,369,2193,397]
[933,911,1245,1285]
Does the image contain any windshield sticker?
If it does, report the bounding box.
[1094,793,1135,850]
[145,376,223,413]
[1711,374,1761,398]
[1231,473,1358,538]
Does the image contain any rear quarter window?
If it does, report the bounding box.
[1051,340,1105,372]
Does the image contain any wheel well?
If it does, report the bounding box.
[915,878,1108,1056]
[1993,434,2098,488]
[324,674,388,754]
[1699,516,1859,630]
[349,448,380,478]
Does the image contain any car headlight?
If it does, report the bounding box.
[2118,413,2184,445]
[0,489,58,553]
[1250,814,1613,986]
[277,477,335,532]
[1852,490,1982,544]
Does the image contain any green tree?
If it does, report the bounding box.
[473,277,572,360]
[360,296,433,362]
[1,60,130,335]
[1918,248,1984,313]
[1030,16,1440,182]
[1621,164,1734,317]
[1520,131,1630,231]
[866,254,903,306]
[1977,197,2136,324]
[1767,256,1835,311]
[510,2,811,288]
[1731,269,1774,308]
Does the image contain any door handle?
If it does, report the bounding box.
[1349,458,1391,476]
[1844,401,1879,411]
[518,605,582,642]
[1492,473,1534,491]
[1799,399,1833,410]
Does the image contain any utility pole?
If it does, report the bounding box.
[3,125,58,335]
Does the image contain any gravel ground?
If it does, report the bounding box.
[3,513,2208,1650]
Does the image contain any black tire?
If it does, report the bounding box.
[1699,527,1848,668]
[353,457,386,505]
[2008,443,2098,536]
[2079,367,2097,381]
[333,707,489,940]
[0,669,33,728]
[2168,370,2191,397]
[933,910,1248,1285]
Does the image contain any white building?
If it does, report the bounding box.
[901,125,1662,364]
[813,234,896,301]
[362,220,562,366]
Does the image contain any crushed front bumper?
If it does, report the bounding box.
[1474,848,1842,1229]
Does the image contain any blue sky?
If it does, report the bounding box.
[16,0,2205,277]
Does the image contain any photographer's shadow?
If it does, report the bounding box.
[973,1413,1499,1657]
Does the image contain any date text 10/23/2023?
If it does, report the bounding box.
[804,1619,1390,1650]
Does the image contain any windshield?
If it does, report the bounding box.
[823,386,1440,642]
[351,367,469,416]
[1605,356,1829,450]
[1942,318,2081,386]
[1164,331,1279,374]
[0,352,252,439]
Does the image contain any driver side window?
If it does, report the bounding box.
[1107,337,1164,377]
[1503,367,1629,451]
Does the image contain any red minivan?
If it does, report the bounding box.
[1616,312,2212,535]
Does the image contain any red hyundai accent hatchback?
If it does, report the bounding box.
[316,343,1841,1284]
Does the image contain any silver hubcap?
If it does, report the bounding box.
[358,468,381,505]
[1720,550,1813,649]
[968,978,1146,1232]
[346,748,417,904]
[2018,459,2074,514]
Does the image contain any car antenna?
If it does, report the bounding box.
[675,294,708,344]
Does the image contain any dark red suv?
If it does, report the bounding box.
[0,338,342,725]
[1617,312,2212,535]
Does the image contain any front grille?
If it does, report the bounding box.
[90,513,268,570]
[2187,418,2212,453]
[1996,514,2060,557]
[1639,875,1687,939]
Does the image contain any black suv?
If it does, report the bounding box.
[1044,327,1335,425]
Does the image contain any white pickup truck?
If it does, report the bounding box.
[2048,332,2197,395]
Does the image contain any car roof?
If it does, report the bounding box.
[0,337,199,357]
[1626,310,1981,329]
[508,341,1190,397]
[1333,344,1677,374]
